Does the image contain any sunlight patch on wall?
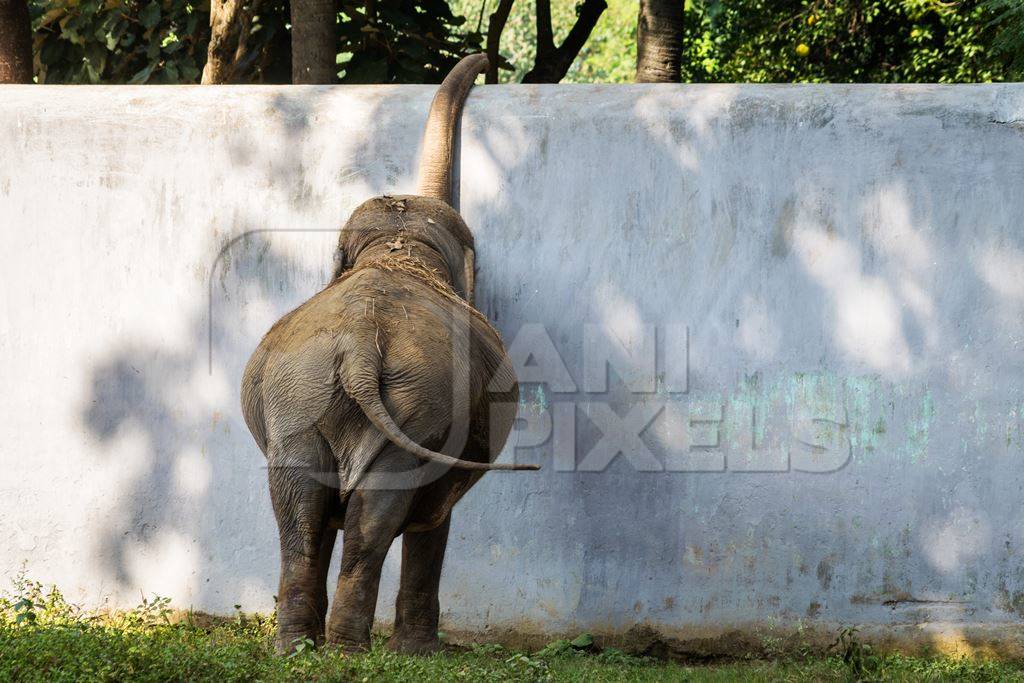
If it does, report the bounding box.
[173,448,212,496]
[922,506,990,574]
[973,241,1024,304]
[792,224,911,377]
[125,531,199,605]
[461,115,531,203]
[738,294,781,362]
[634,86,740,171]
[596,281,645,349]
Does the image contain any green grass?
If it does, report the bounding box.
[4,579,1024,682]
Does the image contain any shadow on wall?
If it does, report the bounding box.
[439,85,1024,634]
[78,87,403,611]
[76,85,1024,637]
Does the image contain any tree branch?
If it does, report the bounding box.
[522,0,606,83]
[486,0,516,83]
[556,0,605,68]
[535,0,554,58]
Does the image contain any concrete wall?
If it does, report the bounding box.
[2,84,1024,653]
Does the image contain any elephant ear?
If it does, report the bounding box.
[462,245,475,305]
[331,247,347,281]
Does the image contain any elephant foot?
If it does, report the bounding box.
[325,630,372,654]
[386,633,442,655]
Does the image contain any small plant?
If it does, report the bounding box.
[533,632,647,668]
[3,572,81,626]
[569,632,594,651]
[503,651,550,679]
[116,593,173,629]
[287,636,316,659]
[594,647,635,665]
[12,597,36,625]
[791,618,814,661]
[536,632,598,658]
[535,638,573,657]
[468,642,506,655]
[832,626,882,681]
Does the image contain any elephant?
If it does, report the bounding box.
[240,53,538,655]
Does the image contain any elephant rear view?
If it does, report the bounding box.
[240,54,538,655]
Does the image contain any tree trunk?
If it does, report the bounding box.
[290,0,338,83]
[203,0,261,84]
[521,0,606,83]
[636,0,683,83]
[0,0,33,83]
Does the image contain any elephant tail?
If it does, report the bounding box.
[340,350,539,472]
[416,53,488,205]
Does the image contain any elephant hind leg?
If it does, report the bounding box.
[326,444,419,652]
[315,523,338,640]
[387,514,450,655]
[267,428,336,654]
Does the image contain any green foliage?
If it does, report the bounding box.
[0,577,680,682]
[682,0,1008,83]
[6,579,1024,682]
[832,626,883,681]
[449,0,558,82]
[567,0,636,83]
[28,0,480,84]
[31,0,212,83]
[337,0,483,83]
[25,0,1020,83]
[536,638,575,657]
[447,0,632,83]
[986,0,1024,77]
[458,0,1012,83]
[4,592,1024,682]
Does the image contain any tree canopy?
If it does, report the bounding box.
[20,0,1024,84]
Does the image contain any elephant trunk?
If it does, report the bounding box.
[341,349,539,472]
[416,53,489,205]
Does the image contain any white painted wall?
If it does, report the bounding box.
[2,84,1024,645]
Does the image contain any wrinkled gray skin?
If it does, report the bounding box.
[241,54,537,655]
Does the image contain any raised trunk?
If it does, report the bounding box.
[0,0,33,83]
[290,0,338,84]
[521,0,606,84]
[416,53,489,205]
[636,0,684,83]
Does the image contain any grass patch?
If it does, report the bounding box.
[3,578,1024,681]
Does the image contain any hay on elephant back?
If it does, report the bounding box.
[339,252,500,338]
